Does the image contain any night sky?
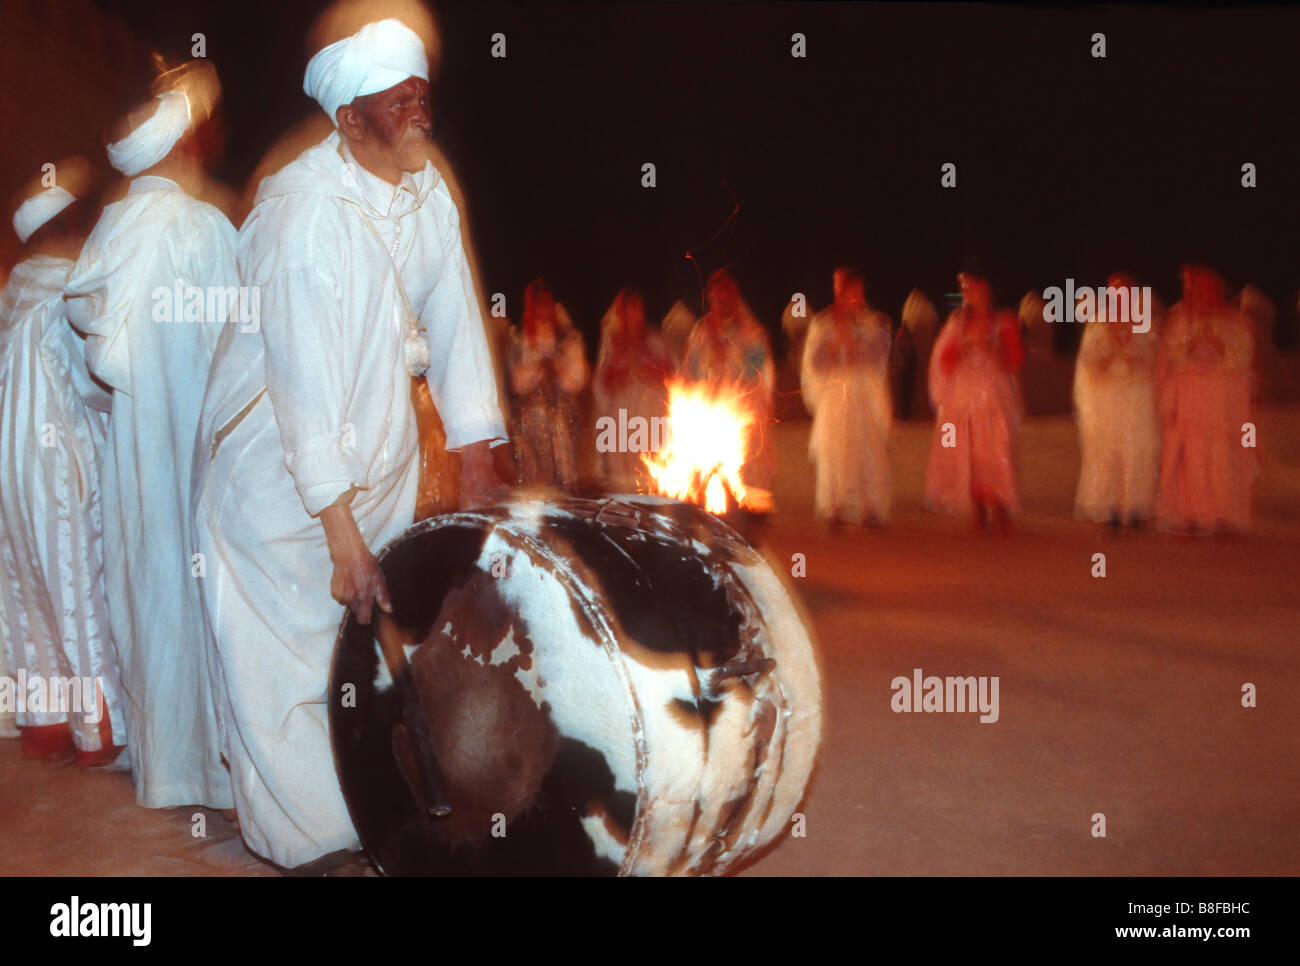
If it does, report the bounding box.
[89,0,1300,352]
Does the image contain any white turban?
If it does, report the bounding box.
[13,186,77,243]
[303,18,428,125]
[106,90,193,177]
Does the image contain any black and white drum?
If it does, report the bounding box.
[329,494,822,875]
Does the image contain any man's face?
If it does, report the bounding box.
[349,76,432,174]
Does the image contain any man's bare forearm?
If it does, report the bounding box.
[320,489,363,560]
[320,489,391,623]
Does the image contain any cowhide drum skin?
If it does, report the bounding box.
[330,494,822,875]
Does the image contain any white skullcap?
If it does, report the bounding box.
[13,185,77,243]
[106,90,193,177]
[303,18,428,125]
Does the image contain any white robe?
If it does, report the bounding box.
[193,132,507,868]
[0,256,125,748]
[802,307,892,523]
[1073,321,1159,523]
[0,643,12,737]
[64,176,238,807]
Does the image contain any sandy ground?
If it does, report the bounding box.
[3,406,1297,876]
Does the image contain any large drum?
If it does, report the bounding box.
[329,494,821,875]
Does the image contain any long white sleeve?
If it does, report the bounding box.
[419,184,507,452]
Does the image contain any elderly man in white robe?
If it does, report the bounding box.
[64,68,238,810]
[802,269,893,527]
[193,18,508,872]
[0,174,126,765]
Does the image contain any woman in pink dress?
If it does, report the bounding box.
[923,267,1025,529]
[1155,265,1257,535]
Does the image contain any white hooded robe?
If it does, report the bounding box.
[64,176,238,807]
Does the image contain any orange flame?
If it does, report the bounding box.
[643,379,764,514]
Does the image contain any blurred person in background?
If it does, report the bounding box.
[1073,272,1160,528]
[1156,265,1257,535]
[802,267,893,527]
[890,288,938,421]
[682,268,776,512]
[923,262,1024,530]
[593,286,675,492]
[508,277,589,490]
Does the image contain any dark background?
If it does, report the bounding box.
[82,1,1300,351]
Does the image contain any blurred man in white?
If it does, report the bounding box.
[0,169,126,766]
[193,18,507,871]
[64,67,238,810]
[802,269,893,527]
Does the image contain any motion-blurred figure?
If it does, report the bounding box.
[63,63,237,811]
[1235,284,1284,400]
[890,287,938,420]
[802,268,892,526]
[923,264,1024,528]
[0,168,126,765]
[593,287,675,492]
[1019,290,1050,352]
[1073,273,1159,526]
[1018,286,1077,415]
[1156,265,1257,534]
[660,298,695,363]
[509,278,589,489]
[683,269,776,510]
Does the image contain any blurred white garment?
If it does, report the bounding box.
[0,256,124,747]
[802,305,892,523]
[1072,320,1159,523]
[64,176,237,808]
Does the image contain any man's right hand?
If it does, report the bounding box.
[320,496,392,625]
